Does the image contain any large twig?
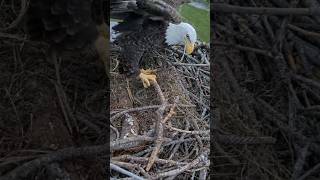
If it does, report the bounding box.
[112,155,187,166]
[146,80,167,171]
[111,135,170,151]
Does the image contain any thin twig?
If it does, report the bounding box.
[166,123,209,135]
[111,104,195,121]
[110,163,145,180]
[172,62,210,67]
[154,150,209,179]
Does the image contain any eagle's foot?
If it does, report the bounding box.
[139,69,157,88]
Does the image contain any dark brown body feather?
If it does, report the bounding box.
[114,20,168,76]
[111,0,188,77]
[26,0,107,51]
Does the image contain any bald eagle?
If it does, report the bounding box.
[25,0,109,73]
[111,0,197,88]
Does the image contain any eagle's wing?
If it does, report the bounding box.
[110,0,185,32]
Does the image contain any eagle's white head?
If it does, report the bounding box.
[165,22,197,54]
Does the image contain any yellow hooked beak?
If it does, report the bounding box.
[184,37,195,54]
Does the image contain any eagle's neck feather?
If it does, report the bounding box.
[165,23,185,46]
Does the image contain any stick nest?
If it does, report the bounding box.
[110,41,210,179]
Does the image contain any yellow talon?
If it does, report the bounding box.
[140,69,156,75]
[139,69,157,88]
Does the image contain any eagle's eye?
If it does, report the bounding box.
[186,34,190,40]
